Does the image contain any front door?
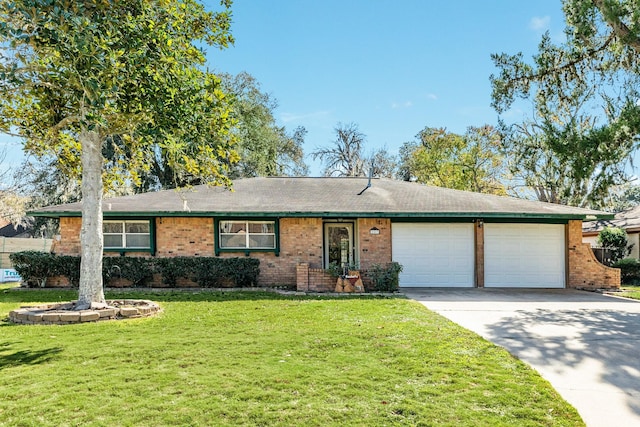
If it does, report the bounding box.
[324,222,355,269]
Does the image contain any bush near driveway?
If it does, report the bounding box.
[0,285,584,426]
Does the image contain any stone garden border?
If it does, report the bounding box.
[8,299,161,325]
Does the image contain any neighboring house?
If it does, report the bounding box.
[583,205,640,259]
[29,177,620,290]
[0,219,29,238]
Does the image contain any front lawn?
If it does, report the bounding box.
[0,285,583,426]
[618,285,640,300]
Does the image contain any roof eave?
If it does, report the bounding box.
[27,210,613,221]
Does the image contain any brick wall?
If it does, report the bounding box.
[156,217,214,257]
[567,220,620,289]
[193,217,324,286]
[54,216,327,287]
[357,218,392,270]
[56,217,82,255]
[55,216,620,290]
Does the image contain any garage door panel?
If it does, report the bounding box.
[392,223,474,288]
[484,224,565,288]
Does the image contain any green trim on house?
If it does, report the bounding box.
[102,217,156,255]
[213,217,280,257]
[29,210,614,221]
[391,217,572,225]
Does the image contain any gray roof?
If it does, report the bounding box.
[583,205,640,234]
[29,177,612,220]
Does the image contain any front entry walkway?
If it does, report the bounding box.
[403,288,640,427]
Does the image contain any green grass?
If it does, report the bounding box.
[618,285,640,300]
[0,284,583,426]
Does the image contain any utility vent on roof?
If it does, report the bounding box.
[357,168,373,195]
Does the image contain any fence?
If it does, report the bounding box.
[0,237,54,269]
[591,247,616,267]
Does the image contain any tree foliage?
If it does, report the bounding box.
[491,0,640,207]
[597,226,632,263]
[499,85,640,207]
[0,0,236,308]
[606,183,640,212]
[221,72,308,179]
[312,122,396,177]
[1,0,238,189]
[399,126,506,195]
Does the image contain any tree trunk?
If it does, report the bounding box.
[76,130,106,310]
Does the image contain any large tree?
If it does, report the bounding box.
[127,71,308,189]
[498,87,640,207]
[491,0,640,207]
[0,1,237,309]
[221,72,308,179]
[312,122,396,177]
[399,126,506,195]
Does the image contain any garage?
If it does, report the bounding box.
[484,223,565,288]
[392,222,475,287]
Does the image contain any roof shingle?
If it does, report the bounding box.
[29,177,612,220]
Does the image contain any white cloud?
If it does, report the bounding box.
[529,16,550,32]
[426,93,438,101]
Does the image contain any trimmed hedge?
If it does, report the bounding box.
[10,252,260,288]
[103,257,154,287]
[10,251,81,287]
[155,256,260,287]
[612,258,640,285]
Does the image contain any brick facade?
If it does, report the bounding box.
[52,216,619,289]
[56,217,81,255]
[357,218,391,270]
[156,217,214,257]
[567,219,620,289]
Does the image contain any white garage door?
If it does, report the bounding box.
[484,223,565,288]
[392,223,475,287]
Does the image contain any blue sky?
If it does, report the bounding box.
[206,0,566,175]
[0,0,567,179]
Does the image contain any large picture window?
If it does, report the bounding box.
[103,220,151,250]
[218,220,276,250]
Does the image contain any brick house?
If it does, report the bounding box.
[30,177,620,290]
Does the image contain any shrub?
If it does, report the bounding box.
[9,252,261,288]
[612,258,640,285]
[56,255,82,287]
[367,262,403,292]
[103,257,154,287]
[10,251,57,287]
[597,227,632,264]
[154,256,261,287]
[192,257,260,287]
[226,258,260,287]
[155,257,202,286]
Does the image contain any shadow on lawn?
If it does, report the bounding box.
[486,308,640,417]
[0,342,63,370]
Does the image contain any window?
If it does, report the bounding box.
[218,220,276,250]
[103,220,151,250]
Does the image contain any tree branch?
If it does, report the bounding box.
[593,0,640,52]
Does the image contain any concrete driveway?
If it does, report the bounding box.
[403,288,640,427]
